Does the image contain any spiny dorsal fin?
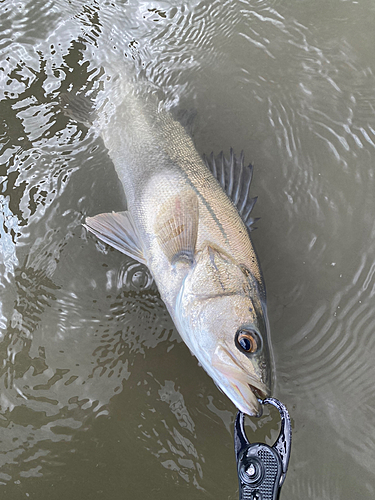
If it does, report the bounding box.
[203,149,258,231]
[84,211,146,265]
[154,190,199,265]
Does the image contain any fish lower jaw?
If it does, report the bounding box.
[210,352,269,415]
[228,370,271,416]
[222,366,269,403]
[217,376,264,417]
[237,386,264,416]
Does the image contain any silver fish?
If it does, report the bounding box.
[77,66,274,416]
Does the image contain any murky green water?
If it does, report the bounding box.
[1,0,375,498]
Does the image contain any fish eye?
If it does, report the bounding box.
[236,329,260,354]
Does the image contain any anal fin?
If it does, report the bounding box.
[84,211,146,265]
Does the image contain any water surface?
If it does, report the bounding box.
[1,0,375,498]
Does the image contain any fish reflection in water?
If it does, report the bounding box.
[76,54,275,417]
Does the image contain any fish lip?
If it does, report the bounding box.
[232,381,263,417]
[235,379,269,416]
[216,344,269,393]
[211,345,270,417]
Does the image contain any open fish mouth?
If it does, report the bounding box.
[211,345,270,416]
[230,377,269,416]
[249,383,268,401]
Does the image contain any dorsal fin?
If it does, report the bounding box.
[203,149,258,231]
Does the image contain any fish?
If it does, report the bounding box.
[67,63,274,416]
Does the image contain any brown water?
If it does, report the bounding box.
[1,0,375,498]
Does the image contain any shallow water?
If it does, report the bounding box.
[1,0,375,498]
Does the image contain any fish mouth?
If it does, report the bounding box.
[249,383,268,401]
[211,345,270,417]
[232,377,269,417]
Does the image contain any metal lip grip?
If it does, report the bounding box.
[234,398,292,500]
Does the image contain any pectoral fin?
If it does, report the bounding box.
[84,211,146,264]
[155,190,199,264]
[203,149,258,231]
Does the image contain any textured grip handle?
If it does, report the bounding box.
[238,443,282,500]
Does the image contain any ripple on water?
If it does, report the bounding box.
[280,243,375,475]
[1,0,375,496]
[0,245,178,482]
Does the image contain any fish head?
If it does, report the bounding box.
[177,246,273,416]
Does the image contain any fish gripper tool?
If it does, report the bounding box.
[234,398,292,500]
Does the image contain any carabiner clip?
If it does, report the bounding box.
[234,398,292,500]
